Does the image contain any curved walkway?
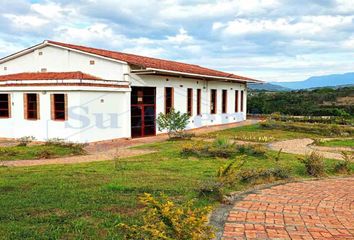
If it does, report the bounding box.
[269,138,348,160]
[222,177,354,240]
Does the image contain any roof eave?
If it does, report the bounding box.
[131,68,262,83]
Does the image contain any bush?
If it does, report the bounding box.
[45,138,86,155]
[0,148,19,158]
[301,151,325,177]
[157,108,190,139]
[334,152,353,174]
[199,159,245,201]
[37,149,55,159]
[240,167,290,183]
[181,138,237,159]
[17,136,36,147]
[118,193,215,240]
[237,144,267,157]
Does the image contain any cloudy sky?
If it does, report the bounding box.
[0,0,353,82]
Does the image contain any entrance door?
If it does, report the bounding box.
[131,87,156,138]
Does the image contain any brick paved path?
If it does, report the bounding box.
[223,178,354,240]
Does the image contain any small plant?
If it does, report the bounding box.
[17,136,36,147]
[301,151,325,177]
[118,193,215,240]
[275,148,282,162]
[45,138,86,155]
[181,139,237,159]
[237,144,267,157]
[313,138,326,145]
[37,149,54,159]
[334,152,353,174]
[234,135,275,142]
[240,167,290,183]
[157,108,190,139]
[199,158,245,201]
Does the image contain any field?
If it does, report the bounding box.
[0,123,353,239]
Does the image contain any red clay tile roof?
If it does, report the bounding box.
[0,71,102,81]
[47,40,259,82]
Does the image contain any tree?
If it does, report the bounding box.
[156,108,190,138]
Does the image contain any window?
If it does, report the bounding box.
[51,94,67,121]
[240,90,244,112]
[0,94,10,118]
[210,89,217,114]
[24,93,39,120]
[222,90,227,113]
[197,89,201,115]
[235,90,239,112]
[187,88,193,116]
[165,87,174,114]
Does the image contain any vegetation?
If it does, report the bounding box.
[248,86,354,116]
[334,152,353,174]
[300,152,325,177]
[157,108,190,139]
[0,124,353,239]
[315,138,354,148]
[118,193,214,240]
[260,120,354,137]
[0,139,86,161]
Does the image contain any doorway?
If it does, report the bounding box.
[131,87,156,138]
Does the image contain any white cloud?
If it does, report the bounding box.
[3,14,49,28]
[166,28,193,44]
[216,15,354,37]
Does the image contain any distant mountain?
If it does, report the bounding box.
[248,83,290,91]
[270,72,354,90]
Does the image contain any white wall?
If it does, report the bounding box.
[0,90,130,143]
[0,46,128,81]
[130,74,247,132]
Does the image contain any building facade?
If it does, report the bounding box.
[0,41,260,143]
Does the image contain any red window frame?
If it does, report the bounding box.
[235,90,239,112]
[210,89,217,114]
[240,90,244,112]
[0,94,10,118]
[222,89,227,114]
[187,88,193,116]
[197,89,201,115]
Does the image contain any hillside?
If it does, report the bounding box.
[269,72,354,89]
[248,83,290,91]
[248,86,354,116]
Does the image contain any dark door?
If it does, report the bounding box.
[131,87,156,138]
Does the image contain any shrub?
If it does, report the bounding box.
[45,138,86,155]
[37,149,55,159]
[0,148,19,159]
[234,135,275,143]
[118,193,215,240]
[237,144,267,157]
[301,151,325,177]
[199,158,245,201]
[334,152,353,174]
[157,108,190,139]
[181,139,237,159]
[240,167,290,183]
[17,136,36,147]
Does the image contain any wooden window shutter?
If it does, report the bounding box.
[23,93,28,119]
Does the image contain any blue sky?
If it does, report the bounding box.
[0,0,353,82]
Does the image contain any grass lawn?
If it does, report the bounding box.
[0,144,85,161]
[1,126,353,239]
[203,123,322,141]
[317,138,354,148]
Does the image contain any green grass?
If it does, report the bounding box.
[0,145,84,161]
[0,136,353,239]
[317,138,354,148]
[203,123,322,141]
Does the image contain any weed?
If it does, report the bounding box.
[240,167,290,183]
[301,151,325,177]
[334,152,353,174]
[237,144,267,157]
[17,136,36,147]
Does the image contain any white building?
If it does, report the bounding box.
[0,40,260,143]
